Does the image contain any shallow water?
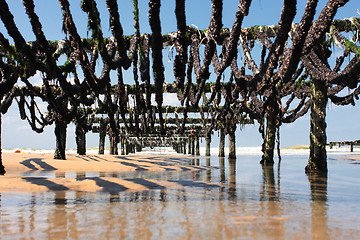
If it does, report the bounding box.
[1,154,360,239]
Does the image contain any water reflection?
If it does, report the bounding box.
[0,155,360,239]
[260,166,278,201]
[219,157,225,184]
[228,158,236,200]
[206,157,211,182]
[308,173,329,239]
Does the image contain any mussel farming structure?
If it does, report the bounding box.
[1,0,360,175]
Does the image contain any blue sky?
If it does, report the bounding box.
[1,0,360,150]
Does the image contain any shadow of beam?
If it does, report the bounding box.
[126,178,166,190]
[77,177,128,194]
[20,158,57,171]
[23,177,69,191]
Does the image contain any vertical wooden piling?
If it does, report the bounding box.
[205,135,211,156]
[228,130,236,159]
[191,135,195,155]
[196,135,200,155]
[121,136,125,155]
[306,78,328,173]
[188,136,191,154]
[54,119,67,160]
[75,125,86,155]
[109,133,118,155]
[125,141,129,155]
[136,142,142,152]
[0,114,5,174]
[219,129,225,157]
[98,119,106,155]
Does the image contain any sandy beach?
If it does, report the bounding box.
[0,152,214,193]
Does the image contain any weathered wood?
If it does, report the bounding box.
[109,133,118,155]
[196,135,200,156]
[219,128,225,157]
[54,119,67,160]
[191,135,195,155]
[205,135,211,156]
[121,136,125,155]
[306,78,328,173]
[75,125,86,155]
[98,119,106,155]
[228,130,236,159]
[261,99,278,166]
[0,114,5,174]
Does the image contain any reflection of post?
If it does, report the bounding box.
[228,158,236,199]
[219,157,225,183]
[260,165,277,201]
[56,172,66,178]
[260,165,284,238]
[206,157,211,182]
[46,191,67,239]
[308,173,329,239]
[76,172,86,179]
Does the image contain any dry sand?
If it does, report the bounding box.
[0,152,215,193]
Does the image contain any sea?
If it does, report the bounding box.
[0,146,359,239]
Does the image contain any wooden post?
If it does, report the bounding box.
[188,136,191,154]
[261,98,278,166]
[54,119,67,160]
[183,140,187,154]
[121,136,125,155]
[0,114,5,174]
[196,135,200,155]
[136,142,142,152]
[75,125,86,155]
[109,133,118,155]
[228,130,236,159]
[350,143,353,152]
[205,135,211,156]
[219,128,225,157]
[125,141,129,155]
[178,140,183,154]
[306,78,328,173]
[109,127,119,155]
[98,119,106,155]
[191,135,195,155]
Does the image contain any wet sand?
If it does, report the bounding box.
[0,152,213,193]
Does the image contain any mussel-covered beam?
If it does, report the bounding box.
[19,17,360,55]
[92,124,207,136]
